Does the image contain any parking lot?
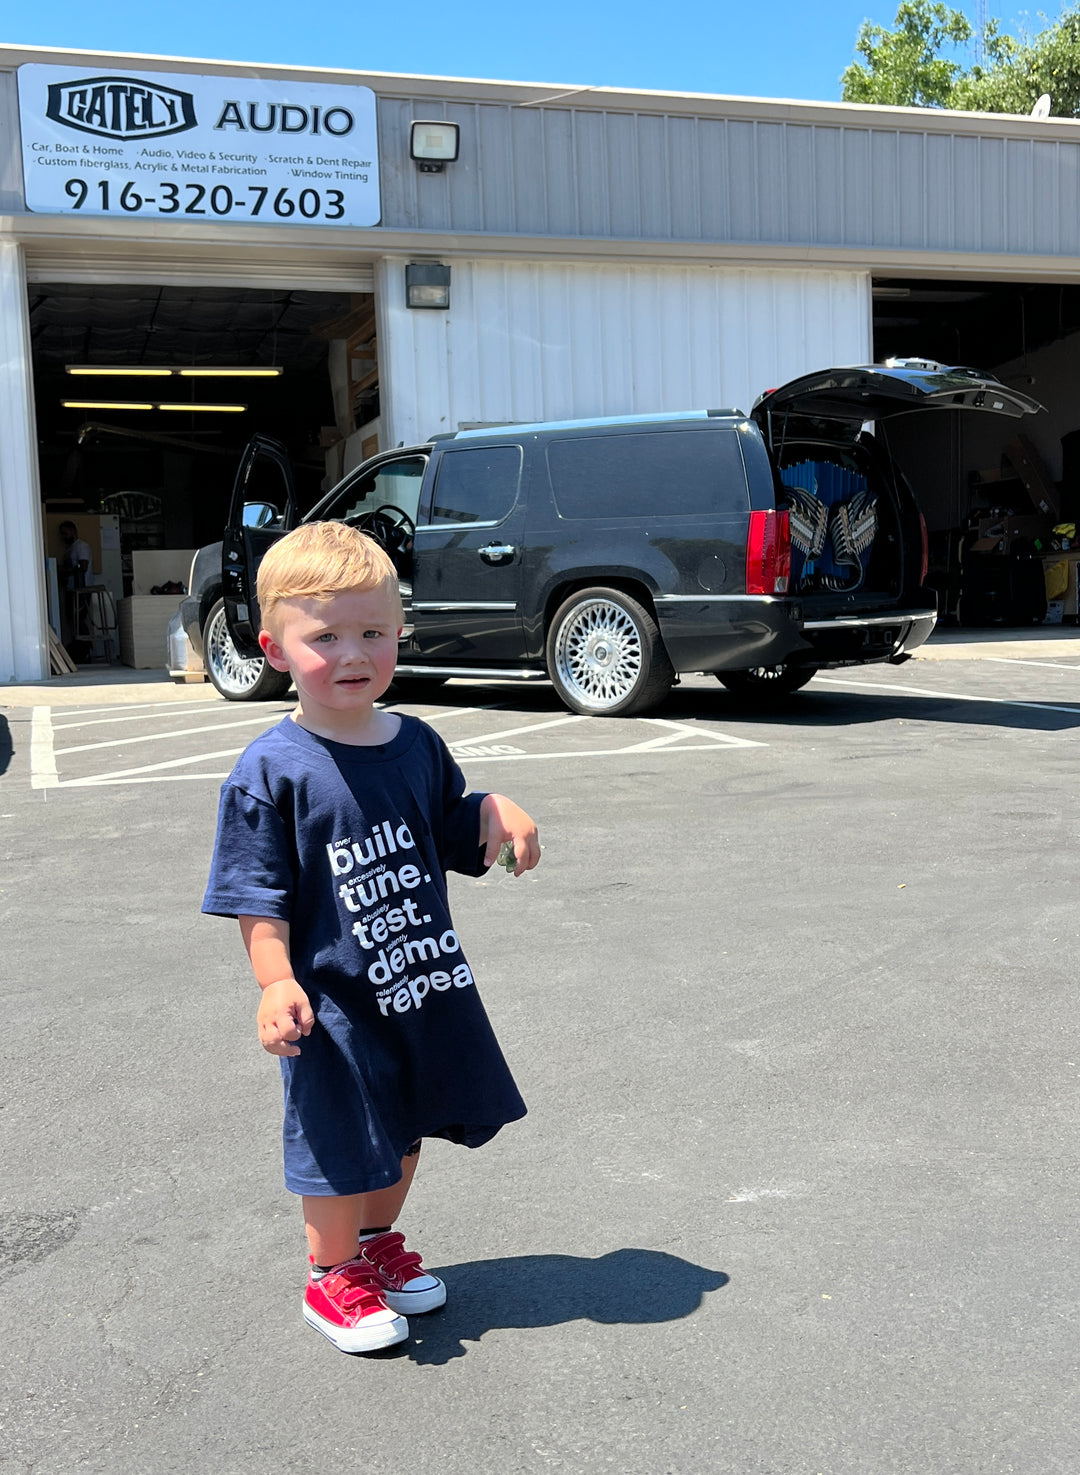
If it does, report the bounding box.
[4,655,1080,1474]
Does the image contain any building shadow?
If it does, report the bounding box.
[373,1247,729,1366]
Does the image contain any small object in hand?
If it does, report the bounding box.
[497,840,517,872]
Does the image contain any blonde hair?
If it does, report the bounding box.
[257,521,402,634]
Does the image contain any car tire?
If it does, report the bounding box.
[203,599,292,702]
[716,664,817,701]
[546,587,674,717]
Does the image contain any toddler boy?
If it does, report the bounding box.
[203,521,540,1353]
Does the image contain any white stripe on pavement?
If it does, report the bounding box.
[50,699,225,720]
[455,743,763,762]
[981,656,1080,672]
[815,674,1080,715]
[53,703,268,732]
[625,718,762,751]
[61,745,248,786]
[55,713,289,756]
[30,707,58,790]
[448,715,587,746]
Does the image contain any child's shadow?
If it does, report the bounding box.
[398,1248,729,1365]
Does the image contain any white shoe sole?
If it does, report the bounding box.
[303,1303,409,1353]
[382,1281,447,1315]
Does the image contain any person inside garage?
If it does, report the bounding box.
[58,519,93,659]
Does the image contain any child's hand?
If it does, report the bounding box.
[480,793,541,877]
[257,978,315,1057]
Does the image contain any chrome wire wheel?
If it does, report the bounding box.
[206,604,263,695]
[202,599,291,701]
[554,597,644,710]
[547,588,673,717]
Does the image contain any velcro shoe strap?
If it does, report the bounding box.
[323,1264,388,1312]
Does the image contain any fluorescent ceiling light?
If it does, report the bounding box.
[66,366,172,377]
[62,399,155,410]
[177,367,282,378]
[156,402,248,412]
[65,365,281,378]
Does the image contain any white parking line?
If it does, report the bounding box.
[448,715,587,747]
[454,742,760,762]
[626,717,762,751]
[52,702,241,732]
[815,674,1080,715]
[54,712,292,756]
[50,699,225,720]
[61,745,249,787]
[30,707,58,791]
[982,657,1080,672]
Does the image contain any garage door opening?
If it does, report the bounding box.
[873,276,1080,627]
[30,281,379,668]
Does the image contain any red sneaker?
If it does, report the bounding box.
[303,1259,408,1353]
[358,1231,447,1314]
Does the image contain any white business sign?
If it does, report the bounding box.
[17,64,380,227]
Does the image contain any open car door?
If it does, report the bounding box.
[222,434,297,659]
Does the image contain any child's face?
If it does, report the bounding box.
[259,584,401,729]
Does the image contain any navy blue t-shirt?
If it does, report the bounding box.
[203,715,526,1196]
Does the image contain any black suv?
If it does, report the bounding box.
[181,360,1041,717]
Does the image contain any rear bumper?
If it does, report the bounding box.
[800,608,937,664]
[656,595,937,673]
[656,596,804,672]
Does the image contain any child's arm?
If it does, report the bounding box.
[239,915,315,1058]
[479,793,541,877]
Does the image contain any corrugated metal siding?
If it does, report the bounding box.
[377,95,1080,258]
[376,257,871,448]
[4,61,1079,261]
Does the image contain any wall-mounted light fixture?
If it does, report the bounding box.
[410,120,460,173]
[405,262,451,310]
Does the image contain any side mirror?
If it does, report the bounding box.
[241,501,280,529]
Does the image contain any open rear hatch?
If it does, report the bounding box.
[750,361,1043,642]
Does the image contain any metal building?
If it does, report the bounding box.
[4,42,1080,680]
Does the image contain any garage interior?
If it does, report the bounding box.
[872,276,1080,626]
[30,281,379,667]
[31,271,1080,673]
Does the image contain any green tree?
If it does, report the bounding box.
[841,1,973,108]
[953,11,1080,116]
[841,3,1080,118]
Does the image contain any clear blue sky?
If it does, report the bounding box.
[0,1,1004,105]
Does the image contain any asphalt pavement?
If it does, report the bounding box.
[3,651,1080,1474]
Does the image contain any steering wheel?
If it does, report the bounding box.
[359,504,415,556]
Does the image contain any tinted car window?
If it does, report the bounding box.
[429,445,522,524]
[548,429,749,519]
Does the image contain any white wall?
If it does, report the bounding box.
[375,257,872,448]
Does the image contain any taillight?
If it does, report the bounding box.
[918,512,929,585]
[746,509,791,595]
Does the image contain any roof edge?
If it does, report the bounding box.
[2,42,1078,139]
